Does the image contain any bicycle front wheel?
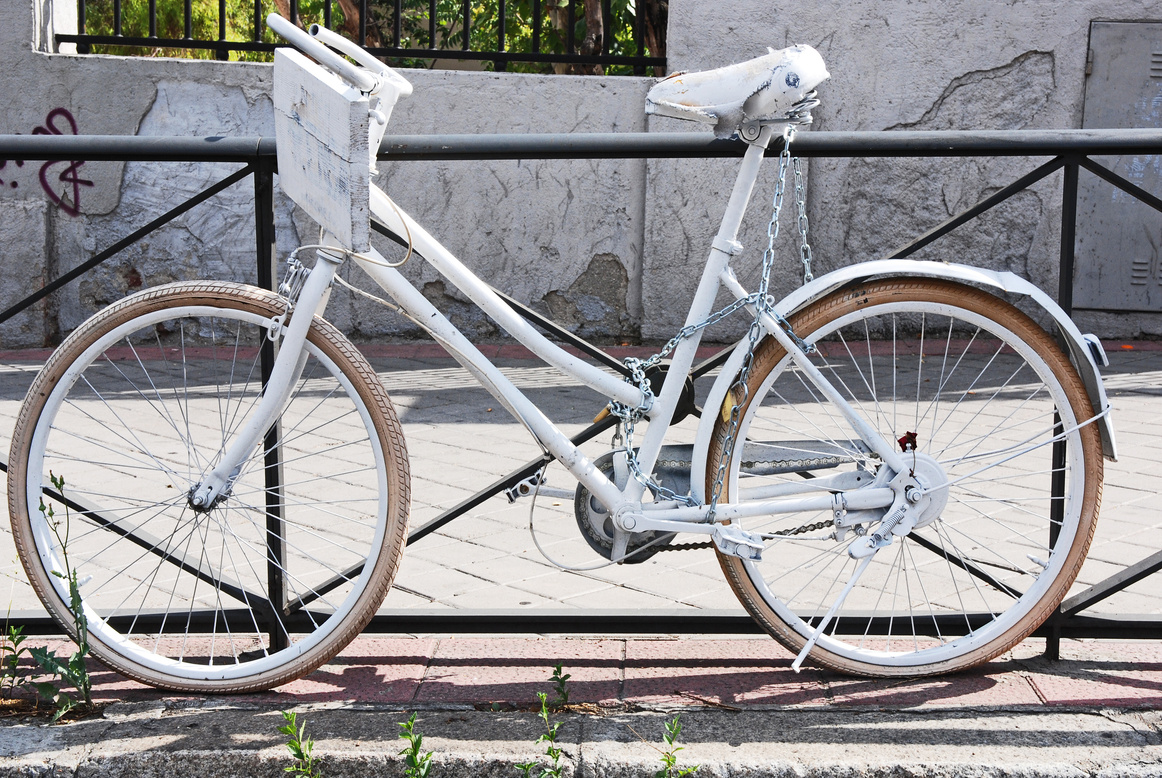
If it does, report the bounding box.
[8,281,410,692]
[710,278,1102,676]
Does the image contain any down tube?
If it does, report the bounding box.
[350,248,629,514]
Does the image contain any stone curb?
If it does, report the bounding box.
[3,702,1162,777]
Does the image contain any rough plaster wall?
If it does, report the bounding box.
[0,200,48,347]
[0,0,650,346]
[324,71,648,342]
[664,0,1162,338]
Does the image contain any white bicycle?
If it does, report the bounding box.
[7,16,1115,692]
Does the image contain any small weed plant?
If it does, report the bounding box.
[1,625,31,698]
[549,663,570,709]
[516,690,566,778]
[654,714,698,778]
[278,710,323,778]
[29,474,94,722]
[398,712,434,777]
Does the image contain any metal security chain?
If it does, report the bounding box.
[608,125,818,517]
[705,127,797,521]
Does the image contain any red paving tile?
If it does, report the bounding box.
[16,637,1162,710]
[414,637,623,704]
[825,665,1043,708]
[623,639,829,707]
[1023,642,1162,707]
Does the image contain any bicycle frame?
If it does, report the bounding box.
[191,121,911,543]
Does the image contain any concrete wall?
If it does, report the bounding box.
[1,0,1160,347]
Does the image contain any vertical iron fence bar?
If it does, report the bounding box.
[567,0,575,54]
[77,0,91,52]
[602,0,611,57]
[217,0,228,59]
[429,0,436,48]
[113,0,121,36]
[496,0,506,71]
[532,0,540,54]
[461,0,470,50]
[253,0,262,43]
[184,0,192,39]
[1044,157,1080,662]
[290,0,299,27]
[148,0,157,37]
[632,0,643,74]
[324,0,331,29]
[392,0,401,48]
[254,155,289,652]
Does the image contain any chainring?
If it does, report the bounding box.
[573,450,675,564]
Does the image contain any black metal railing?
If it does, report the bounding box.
[2,128,1161,652]
[57,0,665,73]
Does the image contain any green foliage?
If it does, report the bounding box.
[30,474,94,723]
[382,0,648,73]
[80,0,339,60]
[654,714,698,778]
[278,711,324,778]
[549,662,570,709]
[0,625,31,698]
[78,0,655,71]
[398,712,434,778]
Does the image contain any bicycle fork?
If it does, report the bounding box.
[187,249,343,512]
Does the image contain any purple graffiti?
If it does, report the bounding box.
[30,108,93,217]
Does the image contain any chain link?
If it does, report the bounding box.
[793,155,814,284]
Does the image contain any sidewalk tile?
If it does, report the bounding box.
[623,638,828,707]
[415,637,622,704]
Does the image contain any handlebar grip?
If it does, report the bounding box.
[266,13,378,93]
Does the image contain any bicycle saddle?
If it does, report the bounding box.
[646,45,829,138]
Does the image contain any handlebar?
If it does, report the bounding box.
[266,13,412,98]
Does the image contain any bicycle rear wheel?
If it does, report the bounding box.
[710,279,1102,676]
[8,281,410,692]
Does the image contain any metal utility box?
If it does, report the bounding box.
[1073,21,1162,312]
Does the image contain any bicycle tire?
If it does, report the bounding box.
[709,278,1102,676]
[8,281,410,692]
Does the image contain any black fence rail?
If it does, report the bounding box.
[1,128,1161,657]
[57,0,665,73]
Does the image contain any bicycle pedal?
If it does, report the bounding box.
[712,525,764,561]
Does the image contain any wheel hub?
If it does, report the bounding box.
[904,452,949,530]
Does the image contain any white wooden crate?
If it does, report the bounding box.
[273,48,371,252]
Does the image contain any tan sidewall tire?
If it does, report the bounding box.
[710,279,1103,677]
[8,281,411,693]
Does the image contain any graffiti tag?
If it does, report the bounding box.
[33,109,93,217]
[0,108,93,216]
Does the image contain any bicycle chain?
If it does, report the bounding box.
[650,518,835,554]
